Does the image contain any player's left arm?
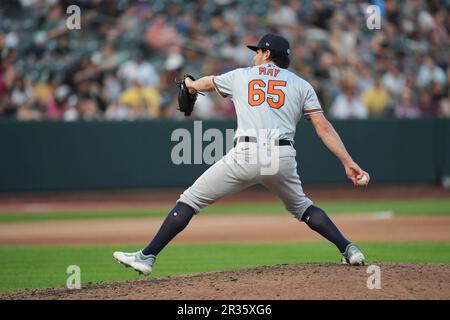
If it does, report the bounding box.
[309,112,370,186]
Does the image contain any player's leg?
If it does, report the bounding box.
[177,144,259,213]
[140,148,252,258]
[114,149,256,274]
[140,154,255,257]
[141,201,195,256]
[114,198,197,275]
[300,205,364,265]
[261,153,364,265]
[300,205,350,253]
[142,151,252,256]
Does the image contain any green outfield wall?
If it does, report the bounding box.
[0,119,448,192]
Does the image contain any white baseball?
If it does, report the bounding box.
[356,174,369,186]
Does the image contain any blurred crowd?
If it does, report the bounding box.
[0,0,449,121]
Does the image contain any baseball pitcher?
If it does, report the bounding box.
[114,34,370,275]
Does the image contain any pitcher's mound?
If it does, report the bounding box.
[2,263,449,300]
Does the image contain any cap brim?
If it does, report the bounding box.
[247,45,260,52]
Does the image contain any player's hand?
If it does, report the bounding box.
[344,161,370,186]
[184,77,197,94]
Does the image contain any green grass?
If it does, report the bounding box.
[0,242,449,292]
[0,199,449,223]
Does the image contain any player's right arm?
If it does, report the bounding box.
[185,76,215,93]
[309,112,370,186]
[185,69,238,96]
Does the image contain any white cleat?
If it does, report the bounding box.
[341,244,365,266]
[113,250,156,276]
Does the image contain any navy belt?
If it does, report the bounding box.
[234,136,292,147]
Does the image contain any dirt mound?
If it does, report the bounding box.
[2,263,449,300]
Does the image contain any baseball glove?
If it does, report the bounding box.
[176,74,197,116]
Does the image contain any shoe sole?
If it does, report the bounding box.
[342,260,365,266]
[113,254,151,276]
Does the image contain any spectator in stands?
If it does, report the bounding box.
[118,53,160,89]
[0,0,447,121]
[32,73,56,114]
[119,80,160,119]
[382,65,405,98]
[418,90,440,117]
[11,76,41,120]
[78,98,99,121]
[394,88,421,119]
[145,14,181,53]
[91,43,124,74]
[417,57,446,88]
[192,94,216,120]
[0,92,16,118]
[268,0,298,37]
[11,77,33,109]
[439,98,450,118]
[330,72,368,119]
[445,69,450,97]
[362,76,392,118]
[46,85,70,120]
[310,1,333,30]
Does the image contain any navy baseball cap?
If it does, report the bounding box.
[247,34,291,56]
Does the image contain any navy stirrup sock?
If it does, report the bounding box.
[302,205,350,253]
[142,202,195,256]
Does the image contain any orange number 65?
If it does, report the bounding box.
[248,80,286,109]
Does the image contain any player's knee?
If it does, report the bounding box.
[287,198,314,220]
[178,190,202,214]
[301,205,328,229]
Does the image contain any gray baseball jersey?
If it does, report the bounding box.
[212,63,323,141]
[178,63,322,219]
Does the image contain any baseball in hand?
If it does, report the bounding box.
[356,174,369,187]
